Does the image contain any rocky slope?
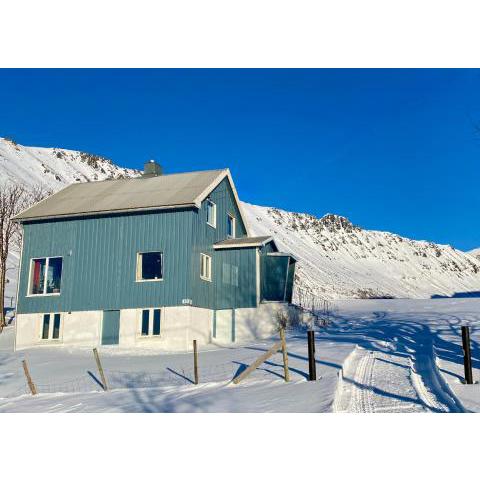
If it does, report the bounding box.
[242,203,480,299]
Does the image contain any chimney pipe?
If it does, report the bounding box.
[143,159,163,177]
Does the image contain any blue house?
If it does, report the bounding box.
[13,162,296,350]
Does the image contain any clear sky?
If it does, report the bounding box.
[0,69,479,250]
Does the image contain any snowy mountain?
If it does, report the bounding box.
[0,137,138,190]
[242,203,480,299]
[2,137,480,302]
[469,248,480,260]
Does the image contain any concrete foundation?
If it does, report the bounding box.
[15,303,291,351]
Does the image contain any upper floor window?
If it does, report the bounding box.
[29,257,62,296]
[137,252,163,281]
[206,200,216,228]
[200,253,212,281]
[227,214,236,238]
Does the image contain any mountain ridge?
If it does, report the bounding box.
[2,137,480,302]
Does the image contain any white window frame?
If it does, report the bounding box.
[40,312,63,342]
[206,199,217,228]
[227,213,236,239]
[200,253,212,282]
[27,256,63,297]
[138,308,163,338]
[136,251,164,282]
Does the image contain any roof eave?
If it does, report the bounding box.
[13,202,198,223]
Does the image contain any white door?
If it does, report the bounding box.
[215,309,233,343]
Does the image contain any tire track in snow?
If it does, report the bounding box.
[333,344,461,413]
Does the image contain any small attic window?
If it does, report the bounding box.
[227,214,235,238]
[206,200,216,228]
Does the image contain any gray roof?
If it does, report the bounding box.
[14,169,232,221]
[213,236,273,249]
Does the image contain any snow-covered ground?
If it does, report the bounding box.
[1,299,478,413]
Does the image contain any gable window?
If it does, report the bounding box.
[206,200,216,228]
[140,308,162,336]
[227,214,236,238]
[137,252,163,281]
[200,253,212,281]
[41,313,61,340]
[29,257,62,295]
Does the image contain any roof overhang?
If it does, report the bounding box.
[267,251,298,262]
[13,202,198,223]
[213,236,274,250]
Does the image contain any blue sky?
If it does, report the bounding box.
[0,69,479,250]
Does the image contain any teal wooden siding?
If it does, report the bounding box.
[190,177,252,309]
[213,248,257,309]
[17,208,195,314]
[17,176,257,314]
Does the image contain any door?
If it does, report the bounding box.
[102,310,120,345]
[215,309,234,343]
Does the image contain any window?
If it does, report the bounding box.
[200,253,212,281]
[222,262,238,286]
[29,257,62,295]
[41,313,61,340]
[137,252,163,281]
[227,214,235,238]
[140,308,161,336]
[231,265,239,287]
[206,200,216,228]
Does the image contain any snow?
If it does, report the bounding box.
[242,202,480,300]
[469,247,480,260]
[1,299,479,412]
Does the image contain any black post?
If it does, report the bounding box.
[307,330,316,381]
[461,326,474,385]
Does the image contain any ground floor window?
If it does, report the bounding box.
[140,308,161,336]
[41,313,61,340]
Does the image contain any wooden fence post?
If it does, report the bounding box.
[22,359,37,396]
[93,348,108,391]
[193,339,199,385]
[307,330,317,381]
[279,328,290,382]
[461,326,474,385]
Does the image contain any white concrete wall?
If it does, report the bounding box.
[16,307,213,351]
[233,302,290,343]
[15,303,285,350]
[15,311,101,350]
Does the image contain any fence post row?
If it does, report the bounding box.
[193,339,199,385]
[22,359,37,396]
[93,348,109,391]
[307,330,316,381]
[461,326,474,385]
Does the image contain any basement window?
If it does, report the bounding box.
[200,253,212,281]
[140,308,161,336]
[29,257,62,296]
[137,252,163,281]
[227,214,236,238]
[206,200,216,228]
[41,313,61,340]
